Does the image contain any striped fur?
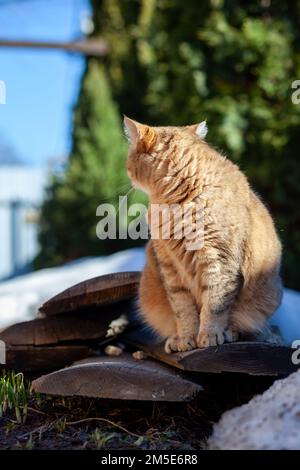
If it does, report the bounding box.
[124,117,283,353]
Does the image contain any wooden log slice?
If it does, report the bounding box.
[123,327,298,376]
[2,345,93,372]
[32,354,203,401]
[0,300,133,346]
[40,271,141,316]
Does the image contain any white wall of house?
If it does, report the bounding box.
[0,165,48,279]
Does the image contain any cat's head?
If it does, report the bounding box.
[124,116,208,199]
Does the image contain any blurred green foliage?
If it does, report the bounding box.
[35,61,145,267]
[37,0,300,289]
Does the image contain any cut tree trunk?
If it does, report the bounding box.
[3,345,93,372]
[32,354,203,401]
[0,300,133,347]
[123,327,297,376]
[40,272,140,316]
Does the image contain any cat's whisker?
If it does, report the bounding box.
[99,182,133,204]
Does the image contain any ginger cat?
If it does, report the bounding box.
[124,116,283,353]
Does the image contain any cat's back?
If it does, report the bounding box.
[197,142,250,196]
[196,143,252,231]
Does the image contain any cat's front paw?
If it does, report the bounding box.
[197,325,237,348]
[165,335,197,353]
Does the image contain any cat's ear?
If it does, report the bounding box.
[188,121,208,140]
[196,121,208,139]
[123,116,156,151]
[123,116,139,142]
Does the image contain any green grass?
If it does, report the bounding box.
[90,429,116,449]
[0,371,31,424]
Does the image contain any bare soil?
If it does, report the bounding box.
[0,373,275,450]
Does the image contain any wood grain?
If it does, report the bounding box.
[3,345,93,372]
[123,327,298,376]
[40,271,141,316]
[0,300,134,346]
[32,354,203,401]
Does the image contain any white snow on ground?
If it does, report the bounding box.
[0,246,299,346]
[0,248,145,330]
[270,288,300,345]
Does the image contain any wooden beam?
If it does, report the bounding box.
[0,38,108,57]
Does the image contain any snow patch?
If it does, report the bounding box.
[0,248,145,330]
[0,247,299,346]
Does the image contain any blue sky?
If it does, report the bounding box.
[0,0,90,167]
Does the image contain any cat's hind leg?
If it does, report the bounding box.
[138,243,177,338]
